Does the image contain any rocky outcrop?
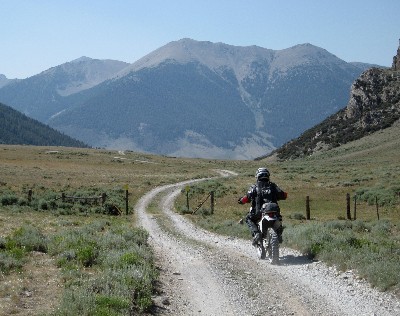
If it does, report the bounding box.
[392,39,400,70]
[345,67,400,129]
[272,55,400,160]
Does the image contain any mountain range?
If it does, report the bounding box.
[0,38,378,159]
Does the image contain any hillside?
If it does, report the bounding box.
[271,65,400,160]
[0,102,88,147]
[0,39,374,159]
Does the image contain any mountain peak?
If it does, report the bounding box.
[71,56,93,63]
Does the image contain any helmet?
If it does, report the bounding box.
[255,167,270,181]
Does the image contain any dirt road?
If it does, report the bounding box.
[135,171,400,316]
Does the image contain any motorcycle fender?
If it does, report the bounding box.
[260,218,273,232]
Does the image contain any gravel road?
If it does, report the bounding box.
[135,171,400,316]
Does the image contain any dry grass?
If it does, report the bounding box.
[174,121,400,232]
[0,121,399,313]
[0,145,240,315]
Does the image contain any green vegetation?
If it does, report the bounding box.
[0,145,227,315]
[52,220,156,315]
[284,220,400,291]
[0,102,88,147]
[0,119,399,313]
[0,217,157,315]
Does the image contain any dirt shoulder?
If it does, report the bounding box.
[135,174,400,316]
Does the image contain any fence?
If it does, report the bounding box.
[189,191,215,215]
[304,192,399,221]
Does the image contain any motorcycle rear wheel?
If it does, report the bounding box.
[267,228,279,264]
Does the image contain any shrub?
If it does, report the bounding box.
[1,194,18,206]
[50,221,157,314]
[285,220,400,291]
[0,252,24,274]
[0,226,46,274]
[10,225,48,253]
[289,213,306,220]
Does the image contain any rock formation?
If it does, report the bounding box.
[273,40,400,160]
[392,39,400,70]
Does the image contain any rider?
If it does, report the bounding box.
[238,167,287,245]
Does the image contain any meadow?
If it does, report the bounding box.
[0,122,399,314]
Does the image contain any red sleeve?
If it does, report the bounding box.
[241,196,250,204]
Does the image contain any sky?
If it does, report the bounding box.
[1,0,399,79]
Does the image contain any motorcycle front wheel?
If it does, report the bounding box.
[256,243,266,259]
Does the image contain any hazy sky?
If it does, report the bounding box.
[1,0,399,79]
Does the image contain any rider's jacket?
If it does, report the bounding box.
[240,180,287,213]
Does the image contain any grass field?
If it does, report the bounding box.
[1,121,399,314]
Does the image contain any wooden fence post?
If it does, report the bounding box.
[353,194,357,221]
[210,191,214,214]
[186,186,190,212]
[62,193,65,202]
[346,193,351,220]
[125,189,129,215]
[101,193,107,205]
[28,189,32,203]
[306,196,310,220]
[376,196,380,220]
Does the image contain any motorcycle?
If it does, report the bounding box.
[255,203,281,264]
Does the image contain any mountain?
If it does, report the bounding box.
[0,57,129,122]
[0,74,19,88]
[270,48,400,160]
[0,102,88,147]
[0,39,376,159]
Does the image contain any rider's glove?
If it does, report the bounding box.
[237,197,243,204]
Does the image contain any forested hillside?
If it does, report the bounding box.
[0,102,88,147]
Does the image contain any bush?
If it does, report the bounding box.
[10,225,48,253]
[356,185,400,206]
[0,252,24,274]
[1,194,18,206]
[285,220,400,291]
[289,213,306,220]
[50,221,157,314]
[0,226,46,274]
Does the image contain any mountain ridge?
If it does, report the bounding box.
[0,39,379,159]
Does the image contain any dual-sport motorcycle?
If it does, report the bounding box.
[254,202,281,264]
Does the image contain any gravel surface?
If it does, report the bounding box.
[135,171,400,316]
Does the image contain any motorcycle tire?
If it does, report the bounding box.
[268,228,279,264]
[256,243,266,260]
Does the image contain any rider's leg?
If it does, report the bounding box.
[246,212,261,245]
[276,214,284,243]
